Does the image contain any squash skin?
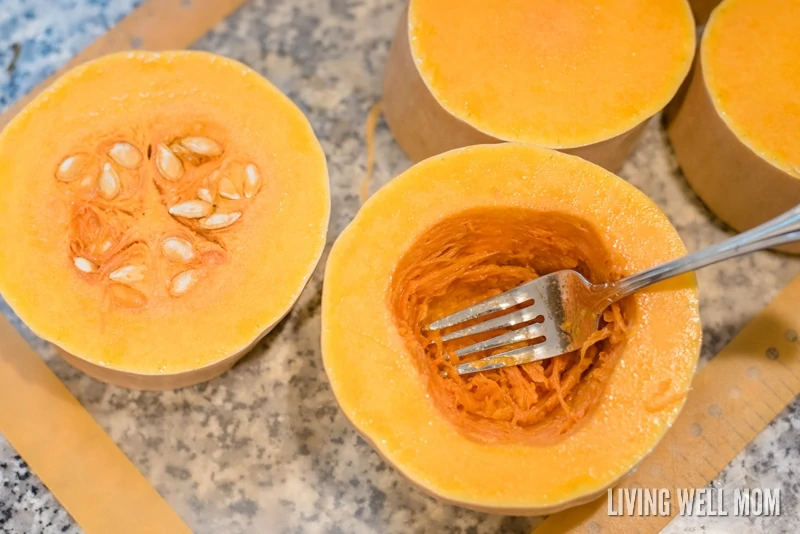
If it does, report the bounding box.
[383,0,695,172]
[668,0,800,254]
[322,144,701,514]
[0,51,330,390]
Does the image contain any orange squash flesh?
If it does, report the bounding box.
[322,144,701,514]
[0,51,330,388]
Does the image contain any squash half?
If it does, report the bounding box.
[383,0,696,171]
[322,144,701,514]
[668,0,800,253]
[0,51,330,389]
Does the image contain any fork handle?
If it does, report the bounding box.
[595,204,800,308]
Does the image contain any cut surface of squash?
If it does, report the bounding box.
[383,0,695,170]
[0,51,330,387]
[322,144,701,514]
[667,0,800,253]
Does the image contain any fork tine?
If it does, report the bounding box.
[440,303,543,342]
[455,343,557,375]
[454,322,546,357]
[427,281,536,331]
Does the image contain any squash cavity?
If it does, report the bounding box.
[390,208,629,444]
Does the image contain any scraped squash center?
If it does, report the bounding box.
[390,208,628,444]
[58,123,264,309]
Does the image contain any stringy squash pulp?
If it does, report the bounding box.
[322,144,701,513]
[0,51,329,380]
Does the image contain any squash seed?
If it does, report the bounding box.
[79,173,96,190]
[198,211,241,230]
[108,142,142,168]
[169,200,213,218]
[109,283,147,308]
[170,142,202,165]
[244,164,261,198]
[73,256,96,273]
[161,237,196,263]
[180,136,222,157]
[169,269,199,297]
[56,154,89,182]
[98,163,121,200]
[108,265,146,284]
[156,144,184,180]
[197,187,214,203]
[218,176,240,200]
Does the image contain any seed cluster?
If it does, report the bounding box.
[56,134,263,308]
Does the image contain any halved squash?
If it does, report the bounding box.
[383,0,696,171]
[0,51,330,389]
[322,144,701,514]
[668,0,800,253]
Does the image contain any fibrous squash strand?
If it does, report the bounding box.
[390,208,628,444]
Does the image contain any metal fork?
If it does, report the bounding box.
[427,204,800,375]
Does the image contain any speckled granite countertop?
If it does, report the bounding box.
[1,1,799,533]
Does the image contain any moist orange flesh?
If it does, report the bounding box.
[390,208,628,444]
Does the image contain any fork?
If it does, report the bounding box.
[427,204,800,375]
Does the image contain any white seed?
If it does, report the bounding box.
[170,143,191,158]
[108,142,142,168]
[198,211,241,230]
[56,154,89,182]
[161,237,196,263]
[169,270,199,297]
[197,187,214,203]
[73,256,96,273]
[109,265,146,284]
[180,136,222,156]
[98,163,121,200]
[243,164,261,198]
[91,240,112,257]
[156,144,184,180]
[217,177,240,200]
[168,200,213,218]
[109,283,147,308]
[79,174,96,189]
